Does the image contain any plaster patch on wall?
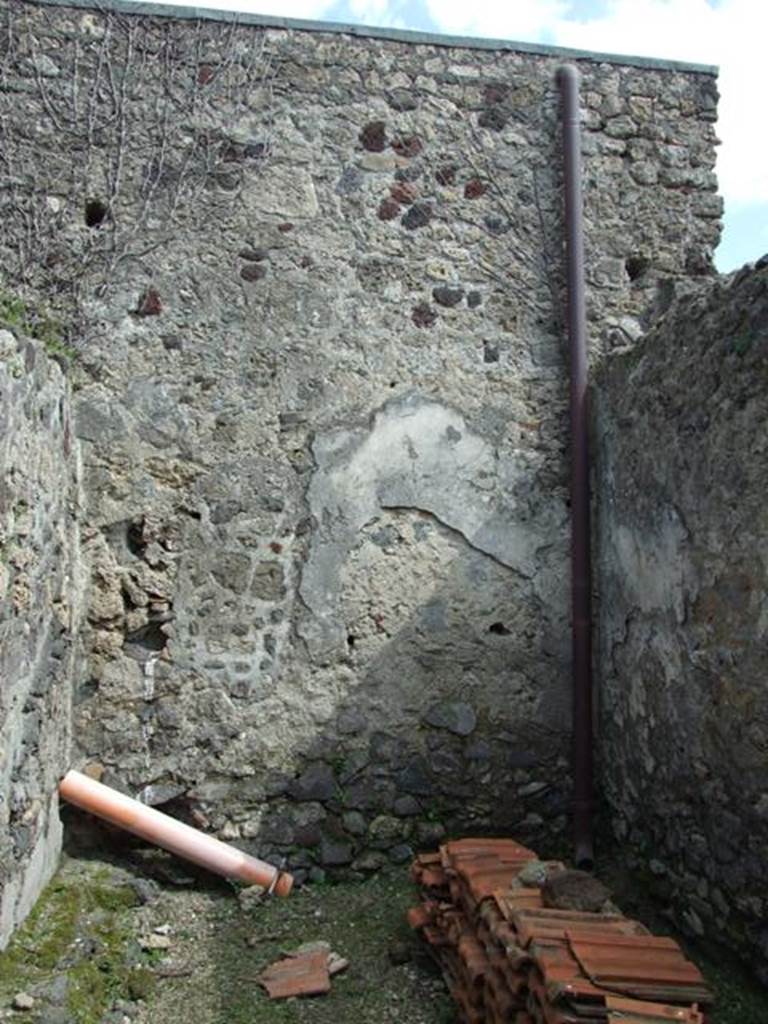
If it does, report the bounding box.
[336,506,546,725]
[299,393,549,659]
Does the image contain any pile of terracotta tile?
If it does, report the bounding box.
[409,839,713,1024]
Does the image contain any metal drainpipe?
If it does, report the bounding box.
[556,64,594,870]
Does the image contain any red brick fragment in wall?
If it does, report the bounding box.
[378,197,401,221]
[391,134,423,158]
[135,287,162,316]
[390,181,418,205]
[464,178,488,199]
[435,163,457,185]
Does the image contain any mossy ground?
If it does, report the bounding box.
[0,862,156,1023]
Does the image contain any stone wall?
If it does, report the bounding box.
[0,0,719,879]
[595,260,768,978]
[0,330,83,948]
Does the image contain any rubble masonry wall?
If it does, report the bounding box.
[0,0,719,911]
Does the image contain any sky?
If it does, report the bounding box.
[128,0,767,272]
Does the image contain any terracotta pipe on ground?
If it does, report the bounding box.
[59,769,293,896]
[556,63,594,870]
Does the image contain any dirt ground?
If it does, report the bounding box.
[128,863,454,1024]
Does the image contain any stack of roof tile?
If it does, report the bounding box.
[409,839,712,1024]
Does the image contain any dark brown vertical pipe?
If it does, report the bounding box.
[556,63,594,869]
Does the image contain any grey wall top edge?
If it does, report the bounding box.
[26,0,719,76]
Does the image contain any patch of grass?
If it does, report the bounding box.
[0,290,76,364]
[0,292,27,329]
[696,946,768,1024]
[4,858,451,1024]
[41,333,79,362]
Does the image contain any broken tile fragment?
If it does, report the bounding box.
[258,949,330,999]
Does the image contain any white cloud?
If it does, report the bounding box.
[553,0,721,64]
[347,0,394,20]
[423,0,570,40]
[346,0,409,28]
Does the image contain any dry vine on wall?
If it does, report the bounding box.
[0,2,274,334]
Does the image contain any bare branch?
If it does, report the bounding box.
[0,4,273,320]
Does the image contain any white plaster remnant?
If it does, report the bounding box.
[299,393,552,657]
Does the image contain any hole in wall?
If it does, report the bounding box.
[177,505,202,521]
[488,621,511,636]
[101,518,150,563]
[84,198,108,227]
[143,794,197,827]
[625,255,650,282]
[347,634,357,650]
[126,519,147,558]
[124,621,168,655]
